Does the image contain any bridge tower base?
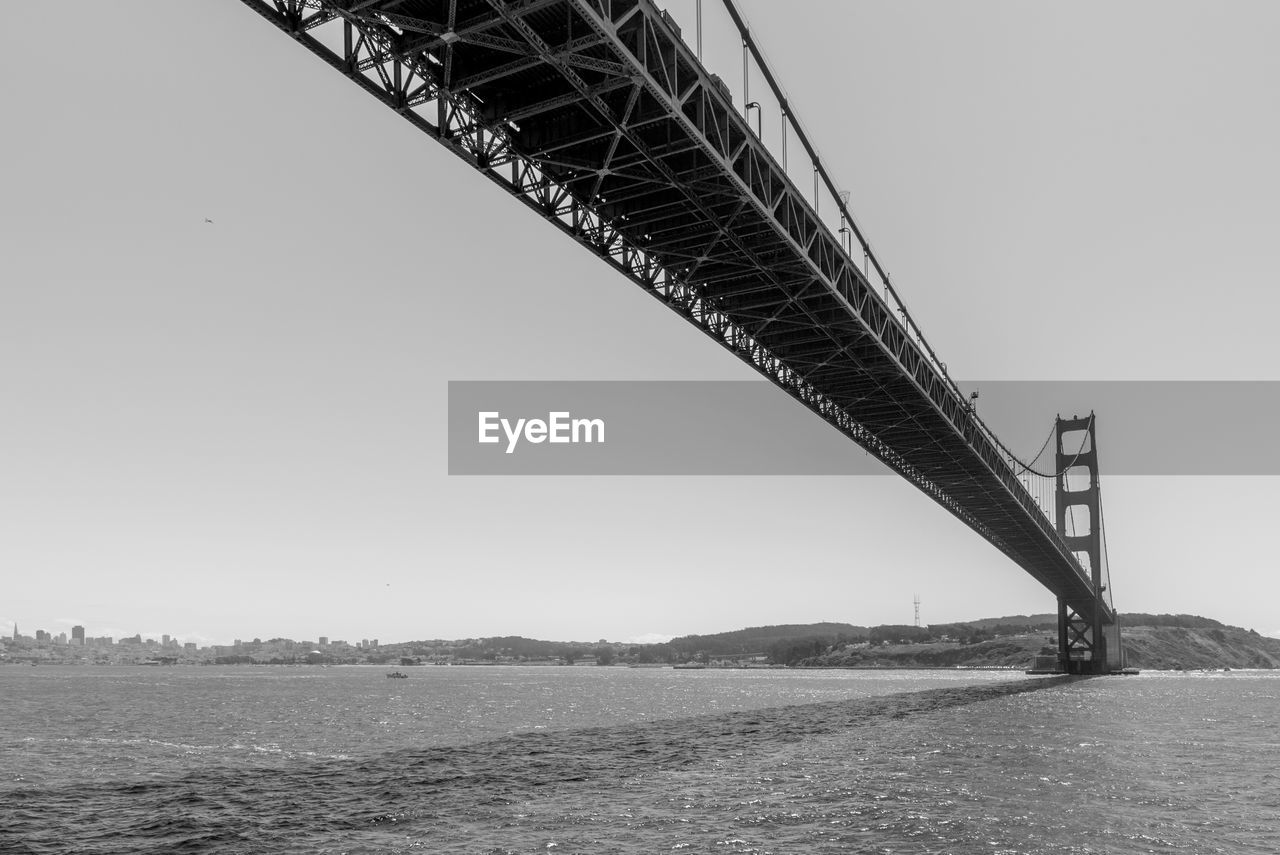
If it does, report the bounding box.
[1057,598,1108,675]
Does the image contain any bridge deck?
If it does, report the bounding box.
[242,0,1113,624]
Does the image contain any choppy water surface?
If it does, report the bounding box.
[2,666,1277,853]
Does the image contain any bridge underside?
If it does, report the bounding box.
[242,0,1113,626]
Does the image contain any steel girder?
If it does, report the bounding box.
[237,0,1113,625]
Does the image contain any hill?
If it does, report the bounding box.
[664,622,867,662]
[372,614,1279,670]
[1119,623,1280,669]
[794,615,1280,670]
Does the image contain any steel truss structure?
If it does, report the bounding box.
[239,0,1115,628]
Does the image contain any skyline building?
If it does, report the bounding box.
[72,625,85,646]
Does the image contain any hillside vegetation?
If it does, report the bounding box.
[1119,624,1280,670]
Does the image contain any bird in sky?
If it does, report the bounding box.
[204,217,214,224]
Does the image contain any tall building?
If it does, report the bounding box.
[318,636,328,646]
[72,625,85,646]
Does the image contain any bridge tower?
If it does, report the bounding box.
[1054,414,1110,674]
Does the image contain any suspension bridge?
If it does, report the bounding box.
[236,0,1124,674]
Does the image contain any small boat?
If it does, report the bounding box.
[386,671,408,679]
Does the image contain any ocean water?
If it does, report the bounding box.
[1,665,1276,854]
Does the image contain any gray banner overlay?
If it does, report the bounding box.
[448,381,1280,475]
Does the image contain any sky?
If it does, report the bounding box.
[2,1,1279,646]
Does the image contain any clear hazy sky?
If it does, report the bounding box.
[3,1,1278,646]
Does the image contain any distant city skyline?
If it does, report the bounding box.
[3,624,380,649]
[1,614,665,648]
[1,618,388,650]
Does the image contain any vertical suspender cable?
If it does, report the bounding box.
[696,0,702,61]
